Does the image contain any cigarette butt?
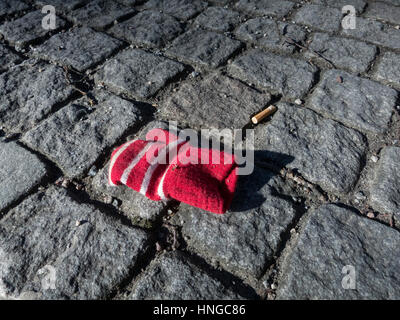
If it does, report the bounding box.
[251,105,277,124]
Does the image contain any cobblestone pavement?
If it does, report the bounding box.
[0,0,399,300]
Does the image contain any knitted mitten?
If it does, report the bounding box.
[109,128,238,214]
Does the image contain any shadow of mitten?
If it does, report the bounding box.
[109,128,238,214]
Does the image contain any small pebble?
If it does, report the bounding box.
[88,166,98,177]
[267,292,276,300]
[75,183,84,191]
[61,179,70,188]
[271,283,277,290]
[336,76,343,83]
[112,199,120,207]
[75,220,81,227]
[294,99,302,105]
[370,155,378,163]
[103,195,113,204]
[367,212,375,219]
[156,242,163,252]
[355,191,366,201]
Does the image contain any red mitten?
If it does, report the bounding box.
[109,128,238,214]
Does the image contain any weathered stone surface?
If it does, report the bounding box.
[167,29,242,68]
[277,204,400,299]
[116,0,140,6]
[33,27,123,72]
[94,48,184,99]
[379,0,400,6]
[234,17,307,53]
[35,0,87,12]
[143,0,208,21]
[194,7,240,32]
[67,0,135,30]
[161,73,270,130]
[254,103,367,193]
[22,91,144,178]
[0,10,67,48]
[235,0,295,18]
[228,49,317,99]
[0,0,28,18]
[365,1,400,24]
[0,60,74,133]
[0,44,22,71]
[311,0,366,13]
[342,18,400,50]
[0,187,150,299]
[0,142,47,212]
[174,166,297,280]
[305,33,377,73]
[108,10,183,48]
[209,0,230,4]
[370,147,400,218]
[307,69,397,134]
[92,162,167,221]
[293,4,342,32]
[373,52,400,87]
[130,251,243,299]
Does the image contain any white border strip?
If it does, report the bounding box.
[140,139,185,197]
[120,142,155,185]
[108,140,137,186]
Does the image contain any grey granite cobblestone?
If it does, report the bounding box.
[378,0,400,6]
[143,0,208,21]
[254,103,368,194]
[22,91,145,178]
[35,0,87,13]
[33,27,123,72]
[369,147,400,218]
[342,18,400,50]
[277,204,400,299]
[0,187,150,299]
[161,73,270,130]
[194,7,240,32]
[373,52,400,87]
[0,44,22,71]
[307,69,398,134]
[130,251,243,300]
[311,0,366,13]
[235,0,295,18]
[0,60,74,133]
[228,49,317,99]
[0,10,67,48]
[305,33,377,73]
[0,142,47,212]
[365,1,400,25]
[67,0,135,30]
[167,29,242,68]
[94,48,185,99]
[234,17,307,53]
[108,10,183,48]
[0,0,28,18]
[173,166,298,281]
[293,4,342,32]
